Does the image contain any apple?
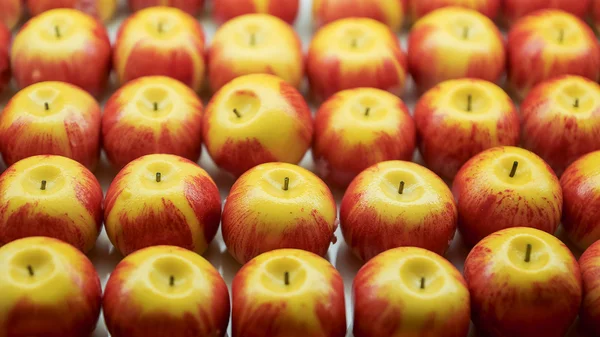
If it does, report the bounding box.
[0,236,101,336]
[114,6,206,92]
[560,151,600,251]
[453,146,562,247]
[202,73,313,177]
[312,0,406,31]
[503,0,590,26]
[408,7,505,92]
[11,9,111,97]
[593,0,600,34]
[0,81,101,170]
[104,154,221,256]
[103,245,230,337]
[464,227,582,337]
[414,78,520,180]
[0,155,103,253]
[0,0,22,30]
[307,18,408,102]
[128,0,204,16]
[407,0,500,21]
[102,76,204,169]
[26,0,118,22]
[341,160,457,261]
[0,23,10,94]
[353,247,470,337]
[580,240,600,336]
[507,9,600,100]
[213,0,299,24]
[222,162,337,264]
[208,13,303,93]
[521,75,600,176]
[232,249,346,337]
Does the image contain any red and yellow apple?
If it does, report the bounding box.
[0,23,10,94]
[104,154,221,256]
[128,0,204,15]
[307,18,408,101]
[0,81,101,170]
[503,0,591,26]
[208,13,303,93]
[103,245,230,337]
[313,88,415,187]
[521,75,600,176]
[202,74,313,177]
[312,0,406,31]
[407,0,500,21]
[114,6,206,92]
[408,7,505,92]
[560,151,600,251]
[415,78,520,180]
[0,0,22,30]
[222,163,337,264]
[102,76,204,169]
[26,0,118,22]
[0,155,103,253]
[213,0,299,24]
[0,236,102,336]
[232,249,346,337]
[453,146,563,247]
[507,9,600,100]
[353,247,470,337]
[11,9,111,97]
[341,160,457,261]
[580,240,600,336]
[464,227,582,337]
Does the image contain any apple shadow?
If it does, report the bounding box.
[445,230,471,273]
[555,225,584,260]
[219,248,243,284]
[88,236,123,283]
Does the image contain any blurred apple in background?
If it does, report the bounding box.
[453,146,562,247]
[0,81,101,170]
[353,247,470,337]
[232,249,346,337]
[208,13,303,93]
[103,245,230,337]
[213,0,299,24]
[0,0,22,30]
[312,0,405,31]
[507,9,600,100]
[580,241,600,336]
[102,76,204,169]
[407,0,500,21]
[465,227,581,337]
[503,0,590,26]
[222,163,337,264]
[11,9,111,97]
[560,151,600,251]
[408,7,505,93]
[0,237,101,337]
[26,0,118,22]
[0,23,10,94]
[415,79,519,180]
[341,161,457,261]
[202,74,312,177]
[0,155,103,253]
[521,75,600,176]
[104,154,221,256]
[128,0,204,15]
[593,0,600,34]
[114,7,206,92]
[307,18,407,102]
[313,88,415,187]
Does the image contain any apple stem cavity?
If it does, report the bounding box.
[40,180,47,190]
[420,277,425,289]
[170,275,174,286]
[283,177,290,191]
[509,161,518,178]
[365,107,371,116]
[233,108,241,118]
[398,181,405,194]
[44,102,49,111]
[467,95,472,112]
[525,243,532,263]
[284,271,289,285]
[27,265,34,276]
[55,26,61,38]
[156,172,161,183]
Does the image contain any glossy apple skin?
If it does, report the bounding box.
[0,0,22,30]
[503,0,591,25]
[102,76,204,169]
[0,23,10,94]
[312,0,405,31]
[232,249,346,337]
[415,79,520,180]
[103,245,230,337]
[213,0,299,24]
[464,227,582,337]
[313,88,416,187]
[104,154,222,256]
[128,0,204,15]
[580,241,600,336]
[408,0,500,20]
[353,247,470,337]
[0,236,102,337]
[507,9,600,100]
[26,0,118,21]
[307,18,408,102]
[560,151,600,251]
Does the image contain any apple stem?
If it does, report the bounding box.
[284,271,289,285]
[558,28,564,43]
[525,243,532,263]
[365,107,370,116]
[509,161,518,178]
[40,180,47,190]
[467,95,472,112]
[250,33,256,46]
[153,102,158,111]
[463,26,469,39]
[574,99,580,108]
[55,26,61,38]
[27,265,34,276]
[156,172,161,183]
[351,38,357,48]
[233,108,241,118]
[170,275,174,286]
[158,21,164,33]
[44,102,49,111]
[283,177,289,191]
[398,181,405,194]
[420,277,425,289]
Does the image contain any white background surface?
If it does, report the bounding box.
[0,0,590,336]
